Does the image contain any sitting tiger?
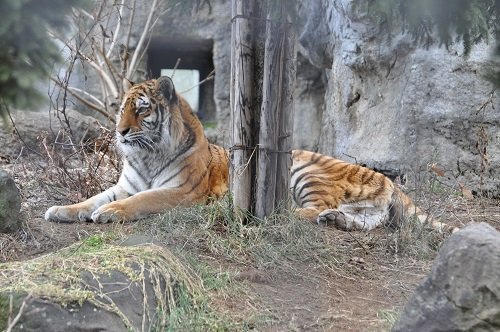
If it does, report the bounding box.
[45,76,456,233]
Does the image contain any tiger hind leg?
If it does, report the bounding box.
[294,206,324,222]
[295,206,347,228]
[295,203,387,231]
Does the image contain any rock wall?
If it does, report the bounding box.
[293,54,326,151]
[298,0,500,195]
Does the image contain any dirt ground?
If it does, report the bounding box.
[1,125,499,332]
[246,257,427,331]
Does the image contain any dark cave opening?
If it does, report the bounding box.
[147,37,215,122]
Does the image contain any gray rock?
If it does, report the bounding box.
[393,223,500,332]
[292,54,326,151]
[0,169,21,233]
[9,109,103,150]
[8,270,158,332]
[297,0,333,69]
[2,240,198,332]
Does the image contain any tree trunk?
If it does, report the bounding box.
[230,0,255,216]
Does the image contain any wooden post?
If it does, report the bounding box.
[230,0,255,216]
[275,16,296,210]
[255,7,286,218]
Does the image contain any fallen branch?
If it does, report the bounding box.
[6,293,32,332]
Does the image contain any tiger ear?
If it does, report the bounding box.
[123,78,135,93]
[155,76,177,103]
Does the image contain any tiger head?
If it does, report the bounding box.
[116,76,183,152]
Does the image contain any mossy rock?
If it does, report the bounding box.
[0,235,202,332]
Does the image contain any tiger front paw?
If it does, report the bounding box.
[317,209,352,231]
[44,205,93,223]
[91,202,132,224]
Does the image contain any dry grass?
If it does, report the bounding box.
[131,190,472,330]
[137,199,344,273]
[134,194,452,273]
[1,127,499,330]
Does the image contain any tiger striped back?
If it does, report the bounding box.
[290,150,456,232]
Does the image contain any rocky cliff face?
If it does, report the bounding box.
[152,0,499,196]
[298,0,499,195]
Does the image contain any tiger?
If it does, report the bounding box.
[290,150,456,232]
[45,76,228,223]
[45,76,456,233]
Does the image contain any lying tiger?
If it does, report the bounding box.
[45,76,456,233]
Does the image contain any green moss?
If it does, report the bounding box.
[0,294,9,331]
[77,233,108,253]
[378,307,401,330]
[83,234,104,248]
[202,121,217,129]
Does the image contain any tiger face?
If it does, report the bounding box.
[116,79,178,152]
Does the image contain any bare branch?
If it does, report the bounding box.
[50,77,114,121]
[49,0,172,129]
[106,0,126,59]
[69,91,115,122]
[77,8,95,21]
[180,69,215,93]
[171,58,182,78]
[50,32,119,98]
[121,0,136,92]
[127,0,159,78]
[94,44,122,90]
[67,86,106,109]
[134,32,154,78]
[6,294,32,332]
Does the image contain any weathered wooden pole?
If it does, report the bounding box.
[230,0,255,216]
[275,15,296,209]
[255,2,292,218]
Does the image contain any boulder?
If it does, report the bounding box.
[9,109,104,150]
[0,236,201,332]
[393,223,500,331]
[0,109,105,166]
[0,169,21,233]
